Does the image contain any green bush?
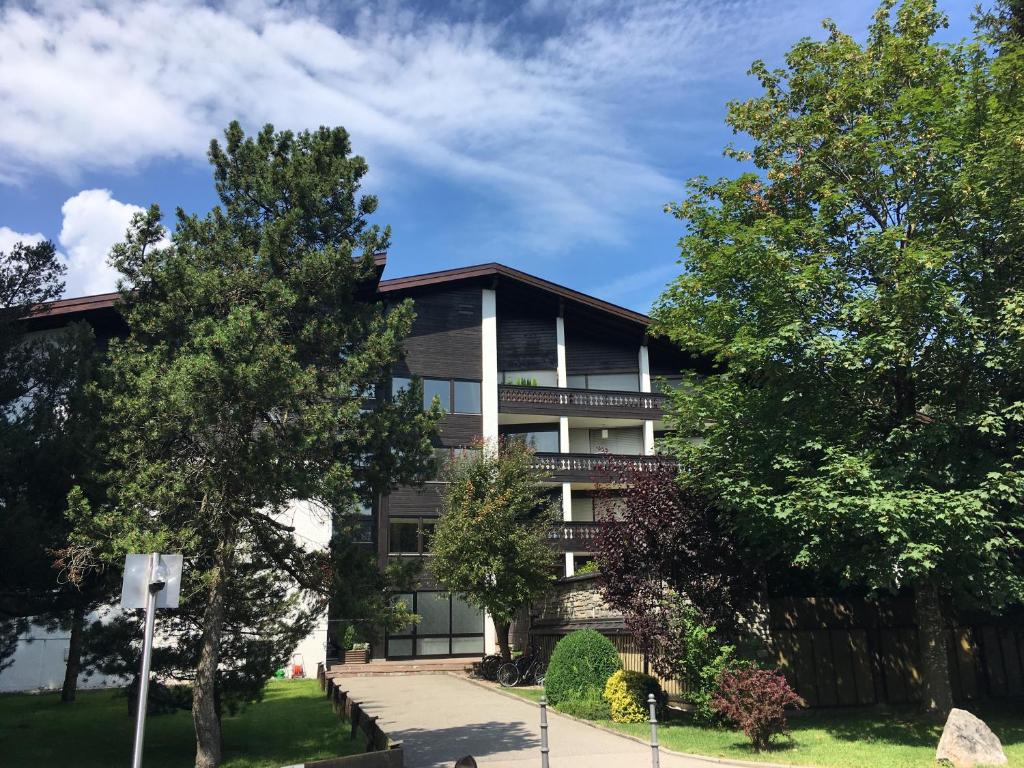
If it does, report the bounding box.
[669,606,739,723]
[573,560,600,575]
[555,687,611,720]
[543,629,621,706]
[602,669,667,723]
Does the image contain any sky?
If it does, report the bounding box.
[0,0,978,312]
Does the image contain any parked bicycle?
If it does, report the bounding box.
[475,653,503,682]
[496,643,546,688]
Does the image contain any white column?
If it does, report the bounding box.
[640,344,655,456]
[556,316,567,388]
[556,315,573,575]
[481,288,499,454]
[482,288,500,652]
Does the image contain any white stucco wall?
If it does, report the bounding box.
[0,606,126,692]
[0,501,332,691]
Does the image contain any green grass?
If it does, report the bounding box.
[608,706,1024,768]
[0,679,364,768]
[500,685,546,703]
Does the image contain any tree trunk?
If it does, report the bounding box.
[915,581,953,718]
[494,619,512,663]
[61,601,85,703]
[193,541,231,768]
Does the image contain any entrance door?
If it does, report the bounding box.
[387,591,484,659]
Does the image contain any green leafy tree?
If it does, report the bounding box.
[653,0,1024,716]
[0,239,109,699]
[429,438,555,662]
[72,122,437,768]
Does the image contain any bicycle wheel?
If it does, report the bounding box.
[497,663,521,688]
[533,666,546,686]
[479,654,502,681]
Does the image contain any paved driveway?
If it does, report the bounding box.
[335,673,726,768]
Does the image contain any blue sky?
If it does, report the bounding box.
[0,0,976,312]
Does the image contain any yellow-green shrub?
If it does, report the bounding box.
[602,669,666,723]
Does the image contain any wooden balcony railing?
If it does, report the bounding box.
[533,452,676,482]
[548,521,601,552]
[498,385,667,418]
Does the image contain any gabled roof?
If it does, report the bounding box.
[30,255,652,329]
[379,262,651,328]
[33,291,120,319]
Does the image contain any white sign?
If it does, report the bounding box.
[121,553,184,609]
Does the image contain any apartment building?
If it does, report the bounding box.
[371,262,701,661]
[15,258,702,676]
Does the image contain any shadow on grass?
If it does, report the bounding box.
[801,702,1024,750]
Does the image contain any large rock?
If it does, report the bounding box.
[936,708,1007,767]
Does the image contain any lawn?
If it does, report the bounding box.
[0,679,364,768]
[609,706,1024,768]
[498,684,546,703]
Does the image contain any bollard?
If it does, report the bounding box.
[539,696,550,768]
[648,693,660,768]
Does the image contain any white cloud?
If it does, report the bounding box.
[0,226,46,255]
[58,189,145,297]
[0,0,852,251]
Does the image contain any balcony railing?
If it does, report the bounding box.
[498,385,667,418]
[548,521,601,552]
[533,452,676,482]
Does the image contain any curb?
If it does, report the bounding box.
[452,673,808,768]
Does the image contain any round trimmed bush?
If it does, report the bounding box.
[603,669,667,723]
[543,629,622,706]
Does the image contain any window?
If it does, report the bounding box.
[566,372,640,392]
[388,516,436,555]
[453,380,481,414]
[501,370,557,387]
[422,378,451,411]
[389,519,420,554]
[386,591,484,659]
[392,376,482,414]
[502,428,559,453]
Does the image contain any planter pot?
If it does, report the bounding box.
[343,649,369,664]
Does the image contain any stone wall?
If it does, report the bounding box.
[533,573,623,628]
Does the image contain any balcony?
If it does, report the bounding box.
[498,385,666,419]
[548,521,600,552]
[533,452,676,483]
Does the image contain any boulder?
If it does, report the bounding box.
[936,708,1007,767]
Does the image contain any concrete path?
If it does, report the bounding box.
[335,673,730,768]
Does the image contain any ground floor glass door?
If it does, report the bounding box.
[387,591,484,658]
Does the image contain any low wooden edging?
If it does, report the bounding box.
[314,662,404,768]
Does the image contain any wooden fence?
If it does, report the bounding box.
[530,629,685,699]
[769,596,1024,707]
[530,596,1024,708]
[316,663,404,766]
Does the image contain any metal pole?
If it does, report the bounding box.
[131,553,160,768]
[539,695,550,768]
[648,693,660,768]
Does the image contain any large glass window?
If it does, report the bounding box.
[566,372,640,391]
[389,519,419,554]
[453,380,481,414]
[393,376,482,415]
[386,591,485,659]
[422,378,451,411]
[388,517,436,555]
[502,429,559,453]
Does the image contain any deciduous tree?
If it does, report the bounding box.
[430,438,555,662]
[593,459,755,700]
[653,0,1024,716]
